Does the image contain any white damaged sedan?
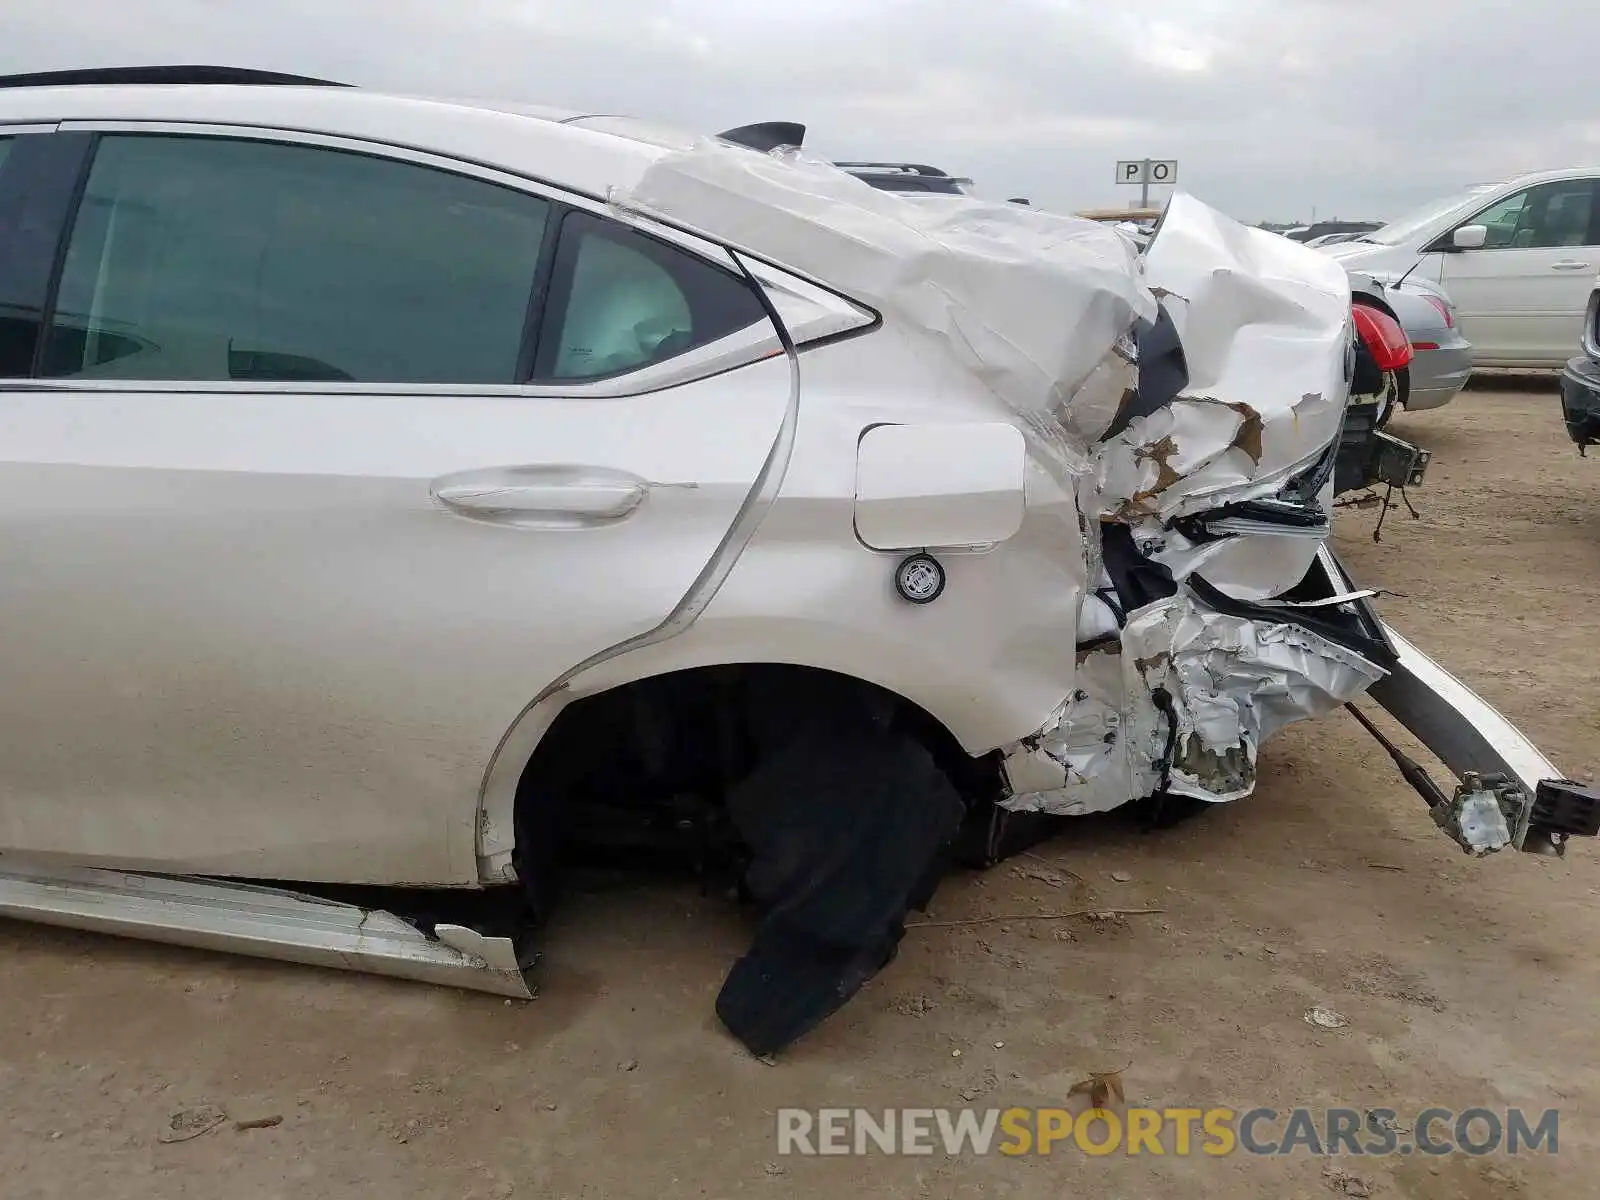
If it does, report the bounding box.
[0,67,1593,1055]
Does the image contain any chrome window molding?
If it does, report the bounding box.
[3,321,785,399]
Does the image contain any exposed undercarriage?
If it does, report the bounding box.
[509,524,1394,1055]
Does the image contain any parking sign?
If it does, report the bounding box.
[1115,160,1178,186]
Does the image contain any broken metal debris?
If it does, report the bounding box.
[1346,705,1576,858]
[1434,773,1520,855]
[1122,594,1388,804]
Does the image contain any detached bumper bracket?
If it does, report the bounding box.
[1319,549,1596,856]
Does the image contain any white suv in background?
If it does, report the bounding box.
[1325,167,1600,367]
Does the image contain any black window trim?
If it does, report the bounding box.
[514,206,565,384]
[0,129,97,380]
[31,131,98,378]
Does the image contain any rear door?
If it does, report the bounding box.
[0,127,792,884]
[1440,178,1600,365]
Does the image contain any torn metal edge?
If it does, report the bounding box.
[0,862,534,999]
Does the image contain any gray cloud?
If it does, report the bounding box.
[0,0,1591,221]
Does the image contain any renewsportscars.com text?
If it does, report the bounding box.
[776,1106,1559,1158]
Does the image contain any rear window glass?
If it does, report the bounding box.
[533,211,767,381]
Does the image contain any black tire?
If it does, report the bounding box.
[1126,789,1212,831]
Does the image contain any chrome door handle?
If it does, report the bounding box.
[430,465,649,528]
[1551,260,1592,270]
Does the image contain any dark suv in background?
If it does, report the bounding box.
[1560,283,1600,452]
[1284,219,1384,243]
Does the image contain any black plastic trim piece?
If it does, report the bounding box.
[1186,569,1398,671]
[1171,496,1330,545]
[0,131,97,378]
[1101,518,1394,668]
[0,66,350,89]
[1531,780,1600,839]
[1099,523,1178,613]
[1559,354,1600,448]
[1100,303,1187,443]
[834,161,950,177]
[514,202,570,383]
[717,122,806,152]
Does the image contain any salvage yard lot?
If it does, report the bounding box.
[1,383,1596,1200]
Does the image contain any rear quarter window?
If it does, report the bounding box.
[532,210,768,382]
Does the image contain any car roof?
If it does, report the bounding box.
[1495,165,1600,188]
[0,78,681,201]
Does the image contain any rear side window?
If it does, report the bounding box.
[41,135,551,383]
[533,210,767,382]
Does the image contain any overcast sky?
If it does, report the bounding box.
[1,0,1593,222]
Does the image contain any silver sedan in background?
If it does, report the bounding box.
[1349,269,1473,420]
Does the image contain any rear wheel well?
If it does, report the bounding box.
[1352,291,1398,322]
[509,664,1002,916]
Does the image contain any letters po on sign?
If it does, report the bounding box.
[1115,160,1178,185]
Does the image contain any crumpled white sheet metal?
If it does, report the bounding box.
[620,143,1376,815]
[1002,590,1387,814]
[1137,472,1339,601]
[1003,646,1167,816]
[1122,592,1387,804]
[1091,194,1352,532]
[613,141,1154,478]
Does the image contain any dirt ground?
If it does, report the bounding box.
[3,382,1597,1199]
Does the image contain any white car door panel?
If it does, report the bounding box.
[1443,248,1595,364]
[0,370,791,883]
[1441,178,1599,365]
[0,130,791,884]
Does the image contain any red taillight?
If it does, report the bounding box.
[1422,293,1455,329]
[1351,303,1412,371]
